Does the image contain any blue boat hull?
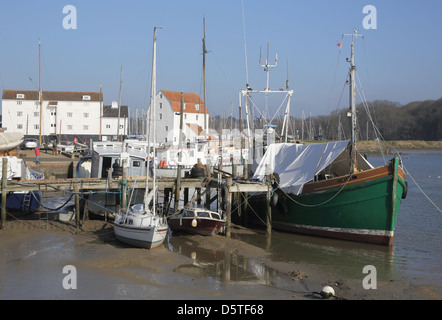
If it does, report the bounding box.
[2,191,41,214]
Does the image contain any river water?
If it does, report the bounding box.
[236,151,442,286]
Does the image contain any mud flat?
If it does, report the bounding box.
[1,219,440,300]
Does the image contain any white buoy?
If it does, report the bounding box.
[191,218,197,227]
[320,286,335,298]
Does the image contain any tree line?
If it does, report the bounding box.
[210,98,442,141]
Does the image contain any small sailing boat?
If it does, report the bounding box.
[114,187,168,249]
[168,206,225,236]
[114,26,168,249]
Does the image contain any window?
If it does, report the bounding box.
[83,125,89,130]
[51,123,56,127]
[16,94,24,99]
[67,112,73,117]
[84,113,89,118]
[165,126,168,131]
[159,103,162,109]
[119,125,123,129]
[106,124,111,129]
[195,104,199,111]
[34,112,39,117]
[51,111,56,116]
[34,124,39,130]
[196,115,198,120]
[82,95,91,100]
[159,113,162,120]
[184,114,187,120]
[133,161,141,167]
[67,125,73,130]
[17,101,22,105]
[17,124,23,129]
[17,111,23,117]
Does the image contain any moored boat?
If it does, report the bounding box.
[0,156,43,215]
[251,141,406,246]
[168,206,225,236]
[247,30,407,246]
[114,201,168,249]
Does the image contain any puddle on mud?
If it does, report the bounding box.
[167,234,291,288]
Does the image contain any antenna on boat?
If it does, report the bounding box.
[259,42,278,92]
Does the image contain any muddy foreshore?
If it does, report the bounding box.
[1,219,440,300]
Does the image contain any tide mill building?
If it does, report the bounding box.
[1,90,128,143]
[152,90,209,146]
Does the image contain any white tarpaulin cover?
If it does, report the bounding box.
[253,140,351,195]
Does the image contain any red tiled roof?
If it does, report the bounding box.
[161,90,208,114]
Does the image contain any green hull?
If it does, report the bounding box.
[250,158,406,246]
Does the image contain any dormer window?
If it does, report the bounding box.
[16,94,25,99]
[195,104,199,111]
[82,95,91,100]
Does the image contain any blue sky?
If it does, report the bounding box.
[1,0,441,118]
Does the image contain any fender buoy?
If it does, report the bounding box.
[221,200,230,212]
[270,192,278,207]
[402,181,408,199]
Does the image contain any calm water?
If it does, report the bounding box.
[236,151,442,286]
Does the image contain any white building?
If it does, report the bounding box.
[152,90,209,146]
[1,90,128,142]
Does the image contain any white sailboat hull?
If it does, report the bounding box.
[114,208,168,249]
[114,224,168,249]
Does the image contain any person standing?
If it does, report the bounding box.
[35,147,40,165]
[52,140,57,155]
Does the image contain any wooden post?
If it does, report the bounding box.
[184,188,189,207]
[175,93,185,214]
[84,194,89,221]
[265,175,272,238]
[1,158,7,229]
[243,161,249,227]
[205,163,211,209]
[226,177,232,238]
[75,185,80,228]
[121,159,127,212]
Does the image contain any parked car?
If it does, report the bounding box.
[20,138,38,150]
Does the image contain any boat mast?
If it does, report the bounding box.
[344,29,363,171]
[202,17,209,140]
[117,65,123,142]
[38,39,42,145]
[145,26,161,212]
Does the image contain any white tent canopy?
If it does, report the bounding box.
[253,140,372,195]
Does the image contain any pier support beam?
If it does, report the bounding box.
[266,175,272,236]
[226,177,232,238]
[75,185,80,229]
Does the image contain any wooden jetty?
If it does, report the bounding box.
[0,158,272,238]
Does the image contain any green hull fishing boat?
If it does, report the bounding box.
[248,30,407,246]
[251,142,407,245]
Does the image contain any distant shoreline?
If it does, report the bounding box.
[356,140,442,153]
